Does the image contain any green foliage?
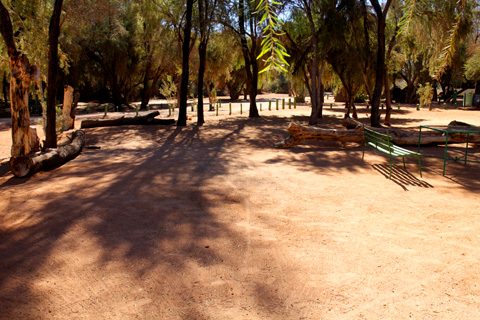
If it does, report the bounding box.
[417,82,434,108]
[256,0,290,73]
[261,71,289,93]
[159,75,177,110]
[465,48,480,80]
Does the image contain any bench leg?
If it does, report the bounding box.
[418,157,422,178]
[402,157,406,169]
[389,158,393,179]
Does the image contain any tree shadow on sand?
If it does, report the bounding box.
[0,118,319,319]
[1,114,479,318]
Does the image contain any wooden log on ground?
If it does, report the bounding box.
[80,111,175,128]
[275,122,364,148]
[275,121,480,148]
[10,130,85,178]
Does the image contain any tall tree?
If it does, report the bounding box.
[369,0,393,127]
[177,0,194,126]
[137,0,169,110]
[238,0,260,117]
[45,0,64,149]
[196,0,218,125]
[0,0,40,161]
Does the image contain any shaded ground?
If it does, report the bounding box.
[1,94,480,319]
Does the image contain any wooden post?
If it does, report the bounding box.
[229,102,232,115]
[269,100,272,111]
[282,98,285,109]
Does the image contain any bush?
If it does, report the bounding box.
[417,83,434,109]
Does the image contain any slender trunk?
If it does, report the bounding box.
[2,72,8,108]
[140,58,151,110]
[304,1,319,125]
[197,39,207,125]
[178,0,194,126]
[370,18,385,127]
[318,83,324,119]
[384,66,392,126]
[238,0,259,118]
[369,0,392,127]
[45,0,64,149]
[197,0,207,126]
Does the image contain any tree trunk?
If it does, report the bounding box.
[305,2,320,125]
[238,0,259,118]
[62,85,74,130]
[1,2,40,158]
[384,67,392,126]
[178,0,194,126]
[197,0,207,126]
[275,121,480,148]
[140,56,151,110]
[10,129,85,178]
[369,0,392,127]
[71,91,80,127]
[2,72,8,109]
[9,54,41,158]
[45,0,64,149]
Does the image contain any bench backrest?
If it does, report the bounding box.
[363,125,395,154]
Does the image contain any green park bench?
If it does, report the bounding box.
[362,125,423,179]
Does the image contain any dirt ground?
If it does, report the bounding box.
[1,94,480,319]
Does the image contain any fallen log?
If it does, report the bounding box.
[80,111,175,128]
[275,121,480,148]
[10,130,85,178]
[275,122,364,148]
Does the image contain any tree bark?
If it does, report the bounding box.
[10,129,85,178]
[275,121,480,148]
[62,85,74,130]
[80,111,174,128]
[1,2,41,158]
[8,55,41,157]
[369,0,392,127]
[384,67,392,126]
[303,0,321,125]
[71,91,80,127]
[197,0,208,126]
[140,53,151,110]
[177,0,194,126]
[45,0,64,149]
[2,72,8,109]
[238,0,259,118]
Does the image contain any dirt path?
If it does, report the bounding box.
[1,95,480,319]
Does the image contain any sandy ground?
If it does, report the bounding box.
[1,94,480,319]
